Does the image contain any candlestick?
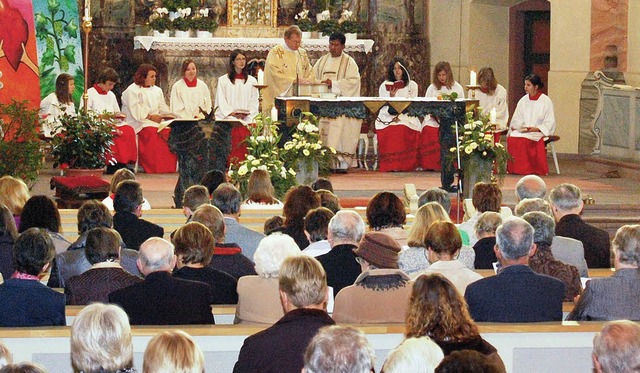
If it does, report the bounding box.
[81,0,93,113]
[254,84,268,117]
[490,108,497,125]
[257,69,264,85]
[465,85,480,99]
[469,70,476,86]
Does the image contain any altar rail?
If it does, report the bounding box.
[0,321,617,373]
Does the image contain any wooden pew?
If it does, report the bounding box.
[0,321,615,373]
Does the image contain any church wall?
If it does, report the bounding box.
[547,0,591,154]
[428,0,470,87]
[625,0,640,86]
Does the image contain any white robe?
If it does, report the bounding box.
[121,84,170,133]
[40,92,76,137]
[214,74,259,122]
[264,43,313,110]
[376,80,421,131]
[87,87,120,113]
[170,78,212,118]
[423,82,465,128]
[475,84,509,130]
[508,93,556,141]
[312,52,362,168]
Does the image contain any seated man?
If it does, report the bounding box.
[515,174,547,202]
[550,183,611,268]
[303,326,375,373]
[301,207,334,256]
[182,184,210,221]
[113,180,164,251]
[65,227,142,305]
[109,237,214,325]
[592,320,640,373]
[0,228,65,326]
[332,231,412,323]
[233,256,334,373]
[464,217,565,322]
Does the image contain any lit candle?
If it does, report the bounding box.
[469,70,477,86]
[257,69,264,85]
[271,106,278,122]
[490,108,497,124]
[84,0,90,18]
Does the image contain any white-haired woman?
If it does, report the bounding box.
[234,233,301,324]
[70,303,135,373]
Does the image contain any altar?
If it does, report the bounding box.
[275,97,468,188]
[133,36,376,101]
[593,86,640,161]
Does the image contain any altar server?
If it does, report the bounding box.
[476,67,509,131]
[87,68,137,169]
[215,50,259,122]
[170,59,213,118]
[264,25,313,110]
[121,64,177,173]
[507,73,556,175]
[421,61,465,171]
[312,32,361,171]
[375,57,420,172]
[40,73,76,137]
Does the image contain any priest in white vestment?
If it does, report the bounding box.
[312,32,361,171]
[264,25,313,111]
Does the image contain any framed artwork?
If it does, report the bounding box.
[227,0,277,27]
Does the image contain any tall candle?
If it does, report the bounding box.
[490,108,497,124]
[257,69,264,85]
[469,70,477,86]
[271,106,278,122]
[84,0,90,18]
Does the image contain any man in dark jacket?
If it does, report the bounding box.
[112,180,163,251]
[233,256,335,373]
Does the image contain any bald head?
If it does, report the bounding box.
[515,175,546,202]
[137,237,176,276]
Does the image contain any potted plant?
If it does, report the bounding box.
[315,10,338,38]
[280,112,335,185]
[449,109,511,198]
[171,8,193,37]
[0,100,44,185]
[149,7,172,36]
[51,110,118,176]
[295,10,314,38]
[338,10,363,39]
[192,8,217,37]
[227,115,297,199]
[162,0,198,12]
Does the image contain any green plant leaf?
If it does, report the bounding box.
[63,45,76,64]
[59,54,69,71]
[41,48,55,66]
[47,0,60,13]
[54,20,63,35]
[63,19,78,38]
[35,13,49,36]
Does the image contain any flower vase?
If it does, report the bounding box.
[301,31,311,39]
[462,155,493,198]
[295,159,318,185]
[320,32,330,39]
[153,30,171,37]
[174,30,190,38]
[196,30,212,38]
[345,33,357,40]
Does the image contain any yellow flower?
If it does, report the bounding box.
[465,146,473,154]
[303,149,310,156]
[238,165,248,176]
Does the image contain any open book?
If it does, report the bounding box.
[385,80,405,91]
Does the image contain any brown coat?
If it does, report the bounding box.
[234,276,284,324]
[332,269,412,323]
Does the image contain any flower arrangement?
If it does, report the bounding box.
[171,7,192,31]
[148,7,172,32]
[227,115,297,199]
[450,109,511,181]
[294,10,313,32]
[51,110,118,170]
[191,8,217,32]
[338,10,363,34]
[281,112,335,179]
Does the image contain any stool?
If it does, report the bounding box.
[544,135,560,174]
[50,176,110,208]
[357,133,378,170]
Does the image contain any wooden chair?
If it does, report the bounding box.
[544,135,561,174]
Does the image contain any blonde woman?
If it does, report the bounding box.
[143,330,204,373]
[399,202,474,275]
[240,169,283,209]
[0,176,29,229]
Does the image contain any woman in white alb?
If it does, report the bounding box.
[170,59,212,118]
[476,67,509,141]
[376,57,420,172]
[215,50,259,122]
[40,73,76,137]
[422,61,465,170]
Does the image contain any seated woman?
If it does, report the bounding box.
[0,175,29,229]
[143,330,204,373]
[171,221,239,305]
[88,67,137,169]
[240,169,283,209]
[121,63,177,173]
[215,50,259,164]
[568,224,640,321]
[472,211,502,269]
[458,182,506,246]
[405,274,506,371]
[476,67,509,138]
[366,191,407,247]
[400,202,475,275]
[234,233,301,324]
[40,73,76,137]
[375,57,420,172]
[410,221,482,294]
[170,59,212,118]
[102,168,152,211]
[507,73,556,175]
[422,61,465,170]
[70,303,134,373]
[0,205,18,281]
[274,185,320,249]
[19,195,70,254]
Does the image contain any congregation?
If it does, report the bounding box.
[0,167,639,372]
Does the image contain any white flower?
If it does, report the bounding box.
[318,10,330,21]
[495,143,504,148]
[247,155,255,161]
[330,147,336,154]
[303,149,310,156]
[258,165,267,171]
[482,151,487,156]
[251,159,260,165]
[484,134,493,141]
[199,8,209,17]
[297,122,305,131]
[288,168,297,175]
[295,10,309,20]
[465,146,473,154]
[464,123,471,130]
[238,164,248,176]
[470,142,478,149]
[450,147,456,152]
[256,135,266,142]
[304,124,317,133]
[284,143,294,150]
[280,170,287,178]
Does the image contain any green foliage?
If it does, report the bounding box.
[280,112,335,175]
[162,0,199,12]
[149,16,173,32]
[316,19,339,35]
[191,16,217,32]
[35,0,82,74]
[295,17,314,32]
[51,111,118,169]
[339,20,363,34]
[172,16,192,31]
[0,101,45,184]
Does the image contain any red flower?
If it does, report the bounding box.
[60,163,69,170]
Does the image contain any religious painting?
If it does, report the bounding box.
[33,0,85,105]
[227,0,278,27]
[0,0,40,108]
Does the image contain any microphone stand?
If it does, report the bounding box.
[454,120,463,223]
